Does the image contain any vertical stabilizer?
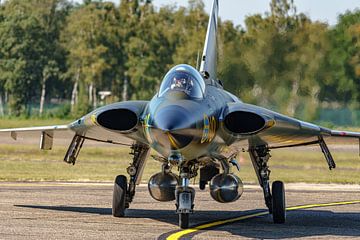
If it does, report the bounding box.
[200,0,219,82]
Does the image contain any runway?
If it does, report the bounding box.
[0,182,359,239]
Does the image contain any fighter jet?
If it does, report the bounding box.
[1,0,359,229]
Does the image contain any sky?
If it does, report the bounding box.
[153,0,360,27]
[77,0,360,27]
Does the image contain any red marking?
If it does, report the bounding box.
[340,132,347,136]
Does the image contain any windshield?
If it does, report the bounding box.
[159,65,205,99]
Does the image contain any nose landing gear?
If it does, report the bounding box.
[175,161,196,229]
[176,183,195,229]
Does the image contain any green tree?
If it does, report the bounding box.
[324,10,360,107]
[29,0,70,116]
[62,1,123,115]
[221,0,331,121]
[0,0,69,116]
[218,21,254,100]
[171,0,208,68]
[239,13,290,108]
[284,17,330,120]
[0,1,46,115]
[120,0,177,100]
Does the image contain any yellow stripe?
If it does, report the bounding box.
[90,114,98,125]
[167,200,360,240]
[167,132,179,149]
[167,212,268,240]
[286,200,360,211]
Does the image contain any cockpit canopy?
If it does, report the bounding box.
[159,64,206,99]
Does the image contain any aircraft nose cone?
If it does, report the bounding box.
[153,105,194,150]
[154,105,192,132]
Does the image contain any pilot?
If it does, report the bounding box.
[170,72,194,95]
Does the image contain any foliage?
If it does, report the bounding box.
[323,10,360,106]
[62,1,123,115]
[0,0,69,116]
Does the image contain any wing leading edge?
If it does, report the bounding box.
[221,102,360,149]
[331,130,360,138]
[0,101,149,153]
[221,102,359,170]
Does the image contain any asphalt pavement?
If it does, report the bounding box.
[0,182,359,240]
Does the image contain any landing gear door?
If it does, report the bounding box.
[40,131,54,150]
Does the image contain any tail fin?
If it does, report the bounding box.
[200,0,219,82]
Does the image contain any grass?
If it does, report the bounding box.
[0,143,359,184]
[0,118,70,128]
[0,118,359,183]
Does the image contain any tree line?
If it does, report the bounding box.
[0,0,359,123]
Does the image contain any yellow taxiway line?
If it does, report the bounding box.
[167,200,360,240]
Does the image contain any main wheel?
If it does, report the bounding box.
[179,213,189,229]
[112,175,128,217]
[272,181,286,224]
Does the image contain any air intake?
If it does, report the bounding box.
[224,111,266,135]
[97,109,138,131]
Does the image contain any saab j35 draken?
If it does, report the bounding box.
[1,0,359,229]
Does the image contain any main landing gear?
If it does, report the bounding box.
[249,146,286,224]
[272,180,286,223]
[112,142,150,217]
[113,175,127,217]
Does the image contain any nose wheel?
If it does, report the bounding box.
[179,213,189,229]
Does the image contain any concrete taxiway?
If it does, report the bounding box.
[0,182,359,239]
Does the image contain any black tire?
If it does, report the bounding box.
[272,181,286,224]
[112,175,127,217]
[179,213,189,229]
[199,180,206,190]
